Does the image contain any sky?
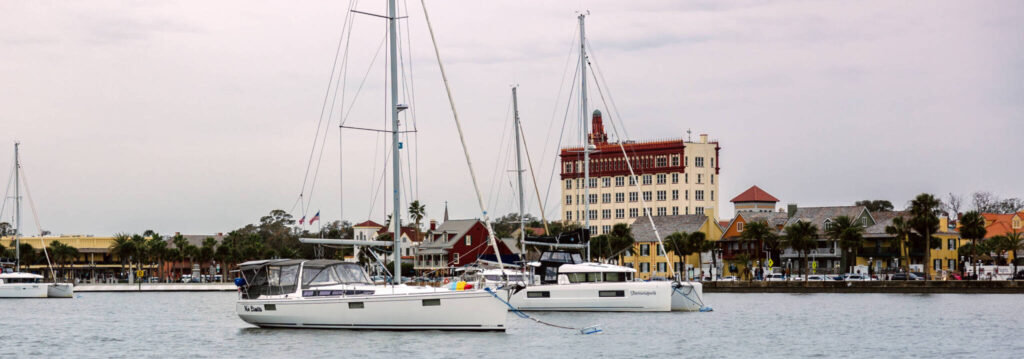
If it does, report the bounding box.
[1,1,1022,236]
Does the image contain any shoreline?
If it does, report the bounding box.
[702,280,1024,294]
[75,283,236,292]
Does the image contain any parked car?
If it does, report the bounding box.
[890,273,924,281]
[719,276,738,281]
[766,273,787,281]
[844,274,870,281]
[912,272,927,280]
[948,273,963,280]
[806,275,827,281]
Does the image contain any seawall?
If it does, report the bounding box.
[703,280,1024,294]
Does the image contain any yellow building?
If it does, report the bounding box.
[619,209,723,280]
[856,213,965,279]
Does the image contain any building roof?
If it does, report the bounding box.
[376,226,425,242]
[353,220,383,228]
[418,219,481,249]
[980,212,1024,238]
[741,211,790,228]
[730,185,779,203]
[783,206,872,235]
[165,234,225,248]
[630,215,709,242]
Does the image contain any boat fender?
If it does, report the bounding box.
[443,277,450,284]
[234,278,247,287]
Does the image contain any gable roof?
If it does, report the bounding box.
[353,220,383,228]
[863,211,906,238]
[730,185,779,203]
[784,206,873,235]
[721,211,788,240]
[418,219,482,249]
[980,212,1024,238]
[376,226,425,242]
[630,215,709,242]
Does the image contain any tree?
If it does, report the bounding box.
[0,222,12,236]
[944,193,963,219]
[741,220,777,276]
[784,221,819,282]
[200,237,218,280]
[109,233,133,277]
[732,252,752,282]
[147,235,169,282]
[885,215,913,278]
[855,200,894,212]
[130,234,148,277]
[958,211,987,279]
[18,243,37,268]
[666,232,694,280]
[909,193,942,279]
[972,191,1024,214]
[408,200,426,241]
[172,234,190,279]
[825,216,865,273]
[1005,231,1023,280]
[591,223,634,262]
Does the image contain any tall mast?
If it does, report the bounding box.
[13,142,21,272]
[512,87,526,261]
[388,0,402,284]
[578,14,591,260]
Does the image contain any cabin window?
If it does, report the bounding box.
[422,299,441,306]
[604,272,625,282]
[264,304,277,311]
[567,273,602,283]
[599,290,625,298]
[527,291,551,298]
[349,302,364,309]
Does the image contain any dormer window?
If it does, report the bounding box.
[823,218,833,230]
[737,222,744,232]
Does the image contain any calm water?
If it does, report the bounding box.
[4,292,1023,358]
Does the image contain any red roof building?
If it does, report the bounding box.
[730,185,779,213]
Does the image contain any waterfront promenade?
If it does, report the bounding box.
[75,283,235,292]
[704,280,1024,293]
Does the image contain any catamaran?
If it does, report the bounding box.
[234,0,509,330]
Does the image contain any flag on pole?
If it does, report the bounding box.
[311,211,320,224]
[299,216,306,225]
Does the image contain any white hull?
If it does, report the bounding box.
[500,281,705,312]
[237,289,507,331]
[670,282,705,311]
[47,283,74,298]
[0,283,48,298]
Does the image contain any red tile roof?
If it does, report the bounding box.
[353,220,383,228]
[730,185,779,203]
[979,213,1024,238]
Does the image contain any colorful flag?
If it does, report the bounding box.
[311,211,320,224]
[299,216,306,225]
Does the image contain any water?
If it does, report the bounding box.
[4,292,1023,358]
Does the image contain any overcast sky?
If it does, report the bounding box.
[1,1,1021,236]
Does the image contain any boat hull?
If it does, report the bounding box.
[670,281,705,311]
[236,290,507,331]
[47,283,74,298]
[504,281,675,312]
[0,283,48,298]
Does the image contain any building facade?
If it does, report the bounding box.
[560,110,721,235]
[619,212,724,280]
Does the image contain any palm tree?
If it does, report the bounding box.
[172,234,189,279]
[408,200,426,244]
[958,211,987,279]
[785,221,819,282]
[200,237,217,280]
[147,235,168,281]
[732,252,752,282]
[1006,231,1023,280]
[885,215,913,279]
[607,223,636,260]
[109,233,133,279]
[686,232,708,280]
[666,232,692,280]
[826,215,865,274]
[909,193,942,280]
[130,234,148,278]
[741,220,776,277]
[695,235,718,281]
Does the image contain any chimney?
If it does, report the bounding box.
[703,206,716,221]
[700,134,708,143]
[589,109,608,144]
[429,220,437,231]
[939,217,949,231]
[787,204,797,218]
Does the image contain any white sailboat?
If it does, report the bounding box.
[234,0,507,330]
[493,14,706,312]
[1,142,73,298]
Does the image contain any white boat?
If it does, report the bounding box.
[47,283,74,298]
[235,259,507,330]
[0,271,49,298]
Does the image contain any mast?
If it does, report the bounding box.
[388,0,403,285]
[13,142,21,272]
[512,87,526,262]
[578,13,591,260]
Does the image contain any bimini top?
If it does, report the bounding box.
[237,259,302,271]
[559,262,636,274]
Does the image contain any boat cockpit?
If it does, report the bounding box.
[237,259,372,299]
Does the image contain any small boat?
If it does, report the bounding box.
[0,271,48,298]
[235,259,507,330]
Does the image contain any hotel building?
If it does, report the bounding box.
[559,110,721,235]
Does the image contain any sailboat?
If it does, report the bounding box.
[494,14,706,312]
[1,142,73,298]
[234,0,507,330]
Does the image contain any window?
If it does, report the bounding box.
[640,263,650,273]
[629,192,638,202]
[672,206,679,215]
[616,209,625,219]
[589,226,597,234]
[696,190,704,201]
[589,178,597,188]
[643,191,652,201]
[711,174,715,184]
[657,207,667,216]
[565,179,572,189]
[711,157,715,168]
[671,155,680,167]
[616,193,625,203]
[934,259,942,270]
[685,173,689,184]
[823,219,833,230]
[640,244,651,256]
[685,156,689,167]
[685,190,689,200]
[527,291,551,298]
[656,156,667,167]
[465,235,472,246]
[696,207,704,215]
[697,174,703,184]
[642,175,652,185]
[589,194,597,204]
[711,190,715,201]
[1014,217,1022,229]
[589,210,597,220]
[602,193,611,203]
[349,302,364,309]
[948,259,956,270]
[657,174,666,184]
[602,209,611,219]
[629,176,637,186]
[602,225,611,234]
[737,222,744,232]
[566,195,572,205]
[599,290,625,297]
[615,176,625,187]
[672,173,679,184]
[453,252,460,263]
[602,177,611,187]
[657,191,667,201]
[629,208,639,218]
[565,211,572,221]
[422,299,441,306]
[672,190,679,200]
[947,239,956,250]
[686,207,690,215]
[657,262,667,273]
[695,157,704,167]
